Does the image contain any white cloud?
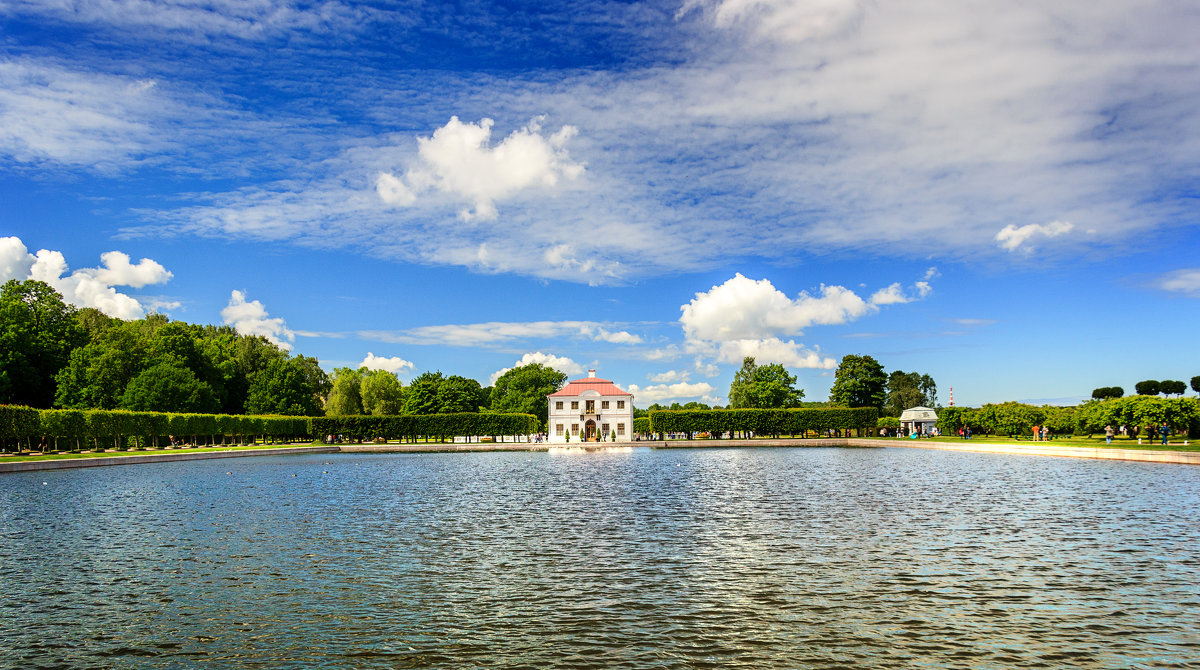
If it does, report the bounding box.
[489,351,584,385]
[626,381,717,405]
[377,116,583,221]
[712,338,837,369]
[0,236,172,319]
[361,320,641,348]
[682,0,867,43]
[995,220,1075,252]
[1157,268,1200,297]
[648,370,690,383]
[359,352,415,374]
[681,273,871,342]
[1,0,366,40]
[221,290,295,350]
[0,60,166,169]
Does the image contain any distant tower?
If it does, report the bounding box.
[949,387,954,407]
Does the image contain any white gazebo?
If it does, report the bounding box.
[899,406,938,436]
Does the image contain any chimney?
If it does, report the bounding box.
[588,369,596,378]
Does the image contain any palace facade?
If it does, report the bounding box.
[547,370,634,443]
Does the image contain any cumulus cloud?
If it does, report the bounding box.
[0,236,173,319]
[221,290,294,350]
[1157,268,1200,297]
[489,351,584,384]
[359,352,415,374]
[995,220,1075,252]
[626,381,717,405]
[376,116,583,221]
[679,273,930,370]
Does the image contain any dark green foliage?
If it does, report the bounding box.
[649,407,878,437]
[633,417,650,434]
[490,363,568,427]
[886,371,937,415]
[119,359,219,413]
[728,357,804,408]
[829,354,887,409]
[1091,386,1124,400]
[1134,380,1160,396]
[0,280,88,408]
[1159,380,1187,396]
[0,404,42,449]
[245,355,330,416]
[311,412,538,443]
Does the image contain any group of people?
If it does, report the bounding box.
[1105,423,1176,445]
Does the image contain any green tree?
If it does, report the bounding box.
[119,358,218,413]
[728,357,804,409]
[403,371,444,415]
[1091,386,1124,400]
[1192,376,1200,394]
[53,323,150,409]
[1160,380,1187,396]
[489,363,568,427]
[437,375,485,413]
[829,354,886,409]
[245,355,330,416]
[1135,380,1160,396]
[325,367,365,416]
[361,369,405,415]
[0,279,87,408]
[886,371,936,414]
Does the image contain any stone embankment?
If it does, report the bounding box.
[3,438,1197,472]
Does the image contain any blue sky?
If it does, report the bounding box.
[2,0,1198,407]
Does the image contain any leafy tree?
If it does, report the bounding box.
[490,363,568,427]
[325,367,365,416]
[728,357,804,408]
[403,371,444,415]
[1193,376,1200,394]
[53,323,150,409]
[361,369,405,415]
[887,370,937,415]
[0,279,87,408]
[437,375,485,413]
[119,358,218,413]
[1160,380,1187,396]
[1091,386,1124,400]
[1135,380,1160,396]
[829,354,886,409]
[245,355,329,416]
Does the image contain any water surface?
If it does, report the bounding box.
[2,447,1198,668]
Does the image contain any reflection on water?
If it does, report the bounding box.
[2,447,1198,669]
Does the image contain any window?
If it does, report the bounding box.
[556,424,564,435]
[571,423,579,434]
[617,423,625,435]
[617,400,625,409]
[571,401,579,410]
[555,401,563,410]
[602,423,610,434]
[602,401,609,409]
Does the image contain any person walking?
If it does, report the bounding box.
[1161,422,1170,446]
[1032,425,1039,441]
[1105,424,1115,445]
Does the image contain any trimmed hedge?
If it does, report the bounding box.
[633,417,651,435]
[0,407,312,452]
[649,407,879,437]
[311,412,539,443]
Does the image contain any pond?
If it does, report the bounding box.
[2,447,1198,669]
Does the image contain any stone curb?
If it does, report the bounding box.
[0,446,340,473]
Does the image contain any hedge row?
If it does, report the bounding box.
[312,413,539,443]
[648,408,879,437]
[0,405,311,451]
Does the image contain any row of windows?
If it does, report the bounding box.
[554,423,626,435]
[554,400,625,410]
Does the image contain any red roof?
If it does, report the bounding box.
[548,376,632,397]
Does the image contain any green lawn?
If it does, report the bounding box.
[0,442,324,463]
[861,434,1200,452]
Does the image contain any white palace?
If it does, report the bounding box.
[547,370,634,443]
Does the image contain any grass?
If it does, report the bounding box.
[0,442,326,463]
[860,434,1200,452]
